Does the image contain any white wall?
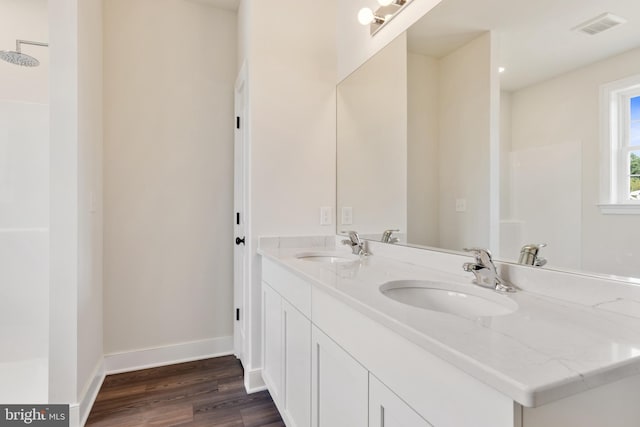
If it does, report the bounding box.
[239,0,337,378]
[103,0,237,355]
[506,46,640,277]
[407,52,439,246]
[76,0,103,412]
[336,0,443,81]
[438,32,494,251]
[49,1,104,425]
[337,34,407,236]
[49,0,79,408]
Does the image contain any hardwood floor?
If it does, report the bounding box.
[86,356,284,427]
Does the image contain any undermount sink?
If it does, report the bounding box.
[295,251,358,264]
[380,280,518,317]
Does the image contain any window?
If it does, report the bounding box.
[599,75,640,214]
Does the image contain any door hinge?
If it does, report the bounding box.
[236,116,240,129]
[236,308,240,321]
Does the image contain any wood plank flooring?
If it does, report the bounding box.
[86,356,284,427]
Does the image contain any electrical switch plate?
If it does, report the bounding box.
[341,207,353,225]
[455,198,467,212]
[320,207,332,225]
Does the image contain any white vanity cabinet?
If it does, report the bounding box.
[311,326,368,427]
[262,283,283,403]
[261,257,509,427]
[369,375,432,427]
[282,299,311,427]
[260,251,640,427]
[262,261,312,427]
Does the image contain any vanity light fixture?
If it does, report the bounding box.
[358,0,412,36]
[358,7,385,26]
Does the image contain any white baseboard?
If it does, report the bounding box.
[63,358,106,427]
[79,358,106,426]
[104,336,234,375]
[69,404,80,427]
[244,367,266,393]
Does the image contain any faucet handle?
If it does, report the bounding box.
[340,230,361,245]
[518,243,547,266]
[463,247,494,265]
[381,228,400,243]
[521,243,547,251]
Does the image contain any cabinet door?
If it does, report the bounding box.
[311,326,368,427]
[283,300,311,427]
[369,375,432,427]
[262,283,283,404]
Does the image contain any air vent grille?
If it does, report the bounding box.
[573,13,626,36]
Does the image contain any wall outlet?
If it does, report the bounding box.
[455,198,467,212]
[320,206,332,225]
[341,207,353,225]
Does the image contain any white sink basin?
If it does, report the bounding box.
[295,251,358,264]
[380,280,518,317]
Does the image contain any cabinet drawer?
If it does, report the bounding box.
[263,258,311,317]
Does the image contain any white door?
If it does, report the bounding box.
[311,326,368,427]
[233,63,248,362]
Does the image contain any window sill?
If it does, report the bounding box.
[598,203,640,214]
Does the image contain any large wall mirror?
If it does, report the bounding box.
[337,0,640,280]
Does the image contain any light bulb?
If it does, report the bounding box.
[358,7,375,25]
[377,0,394,5]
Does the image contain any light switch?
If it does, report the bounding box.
[455,198,467,212]
[341,207,353,225]
[320,207,332,225]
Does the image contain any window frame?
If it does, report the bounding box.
[599,75,640,214]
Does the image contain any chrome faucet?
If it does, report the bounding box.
[341,230,369,256]
[463,248,516,292]
[381,229,399,244]
[518,243,547,267]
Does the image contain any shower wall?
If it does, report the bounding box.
[0,0,49,403]
[0,101,49,403]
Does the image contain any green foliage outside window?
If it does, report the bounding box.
[631,152,640,193]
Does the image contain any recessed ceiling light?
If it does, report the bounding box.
[498,67,506,74]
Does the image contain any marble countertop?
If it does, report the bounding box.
[258,243,640,408]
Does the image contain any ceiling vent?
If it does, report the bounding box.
[572,13,627,36]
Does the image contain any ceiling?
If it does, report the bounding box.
[407,0,640,90]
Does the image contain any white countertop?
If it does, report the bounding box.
[258,243,640,408]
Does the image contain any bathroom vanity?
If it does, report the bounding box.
[258,237,640,427]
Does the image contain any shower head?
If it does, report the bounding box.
[0,40,48,67]
[0,50,40,67]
